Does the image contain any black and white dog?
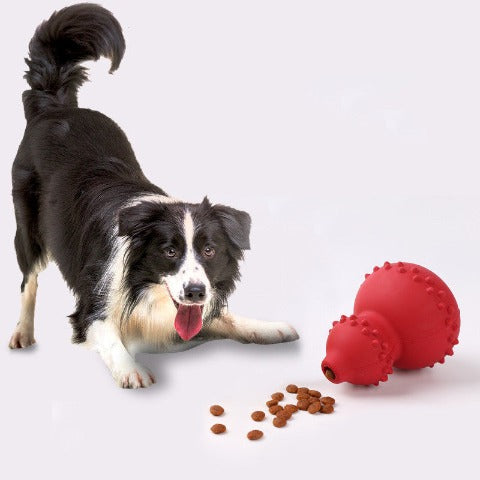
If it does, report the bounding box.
[10,3,299,387]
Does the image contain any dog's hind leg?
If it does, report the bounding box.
[9,168,48,349]
[201,312,299,345]
[9,268,41,349]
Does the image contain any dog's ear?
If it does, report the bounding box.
[213,203,251,250]
[118,202,165,236]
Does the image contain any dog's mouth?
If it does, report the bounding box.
[167,288,204,342]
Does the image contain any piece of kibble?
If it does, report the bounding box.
[284,404,299,413]
[269,405,283,415]
[307,402,322,414]
[251,411,265,422]
[266,399,278,408]
[297,387,309,395]
[296,393,310,400]
[271,392,284,401]
[211,424,226,434]
[321,404,334,414]
[286,384,298,393]
[276,409,292,420]
[308,390,321,398]
[297,399,310,411]
[273,417,287,428]
[247,430,263,440]
[209,405,224,416]
[321,396,336,405]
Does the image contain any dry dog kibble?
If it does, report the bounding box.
[211,387,338,440]
[296,392,310,400]
[251,411,265,422]
[321,404,334,414]
[297,399,310,411]
[211,424,226,434]
[269,405,283,415]
[210,405,224,416]
[247,430,263,441]
[276,409,292,421]
[284,404,299,413]
[273,417,287,428]
[307,402,322,414]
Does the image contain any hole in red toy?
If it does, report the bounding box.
[323,366,336,382]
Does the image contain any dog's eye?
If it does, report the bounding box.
[203,246,215,258]
[164,247,177,258]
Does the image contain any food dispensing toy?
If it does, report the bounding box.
[321,261,460,386]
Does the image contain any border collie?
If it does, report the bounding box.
[10,3,299,388]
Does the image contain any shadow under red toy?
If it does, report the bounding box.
[322,261,460,386]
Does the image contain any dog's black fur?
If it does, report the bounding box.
[13,3,250,343]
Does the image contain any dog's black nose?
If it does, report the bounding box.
[184,283,206,303]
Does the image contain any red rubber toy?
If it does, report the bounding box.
[321,261,460,386]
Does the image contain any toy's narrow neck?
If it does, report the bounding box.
[360,310,403,363]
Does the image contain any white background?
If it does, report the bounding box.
[1,1,479,479]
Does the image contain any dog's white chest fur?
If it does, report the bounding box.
[118,284,181,352]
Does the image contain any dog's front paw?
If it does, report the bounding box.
[113,364,155,389]
[235,318,299,344]
[9,328,36,349]
[252,321,299,344]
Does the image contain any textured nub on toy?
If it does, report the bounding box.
[321,262,460,386]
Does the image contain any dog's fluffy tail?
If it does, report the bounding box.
[22,3,125,122]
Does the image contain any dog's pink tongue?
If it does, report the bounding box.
[174,305,203,341]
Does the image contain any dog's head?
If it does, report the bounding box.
[117,197,251,340]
